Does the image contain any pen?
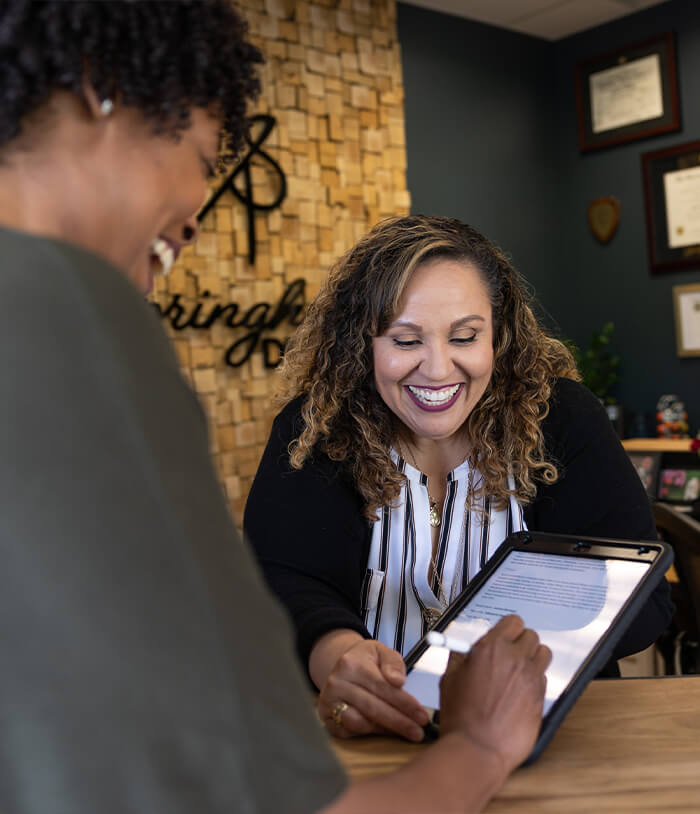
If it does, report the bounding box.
[426,630,472,653]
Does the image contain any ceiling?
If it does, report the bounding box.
[400,0,671,40]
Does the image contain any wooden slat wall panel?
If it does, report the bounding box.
[150,0,409,523]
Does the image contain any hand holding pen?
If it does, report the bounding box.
[438,616,551,769]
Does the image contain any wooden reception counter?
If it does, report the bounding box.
[332,676,700,812]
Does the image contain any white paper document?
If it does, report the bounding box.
[589,54,663,134]
[664,164,700,249]
[404,551,649,715]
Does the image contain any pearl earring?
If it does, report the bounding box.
[99,98,114,116]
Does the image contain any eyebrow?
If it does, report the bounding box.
[388,315,487,331]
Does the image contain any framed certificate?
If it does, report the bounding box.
[673,283,700,357]
[642,141,700,274]
[575,33,680,153]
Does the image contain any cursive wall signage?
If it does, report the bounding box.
[198,114,286,265]
[154,279,306,368]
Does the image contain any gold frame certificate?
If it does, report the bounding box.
[673,283,700,357]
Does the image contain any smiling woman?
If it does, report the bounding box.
[245,214,674,742]
[0,0,262,294]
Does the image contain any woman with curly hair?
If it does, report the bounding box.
[0,4,557,813]
[245,214,673,741]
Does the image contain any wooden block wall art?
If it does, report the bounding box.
[150,0,410,523]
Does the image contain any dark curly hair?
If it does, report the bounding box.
[277,215,580,520]
[0,0,262,161]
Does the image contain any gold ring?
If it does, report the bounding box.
[330,700,348,727]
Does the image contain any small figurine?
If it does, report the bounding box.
[656,394,689,439]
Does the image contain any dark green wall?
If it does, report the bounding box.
[398,0,700,433]
[396,4,559,302]
[550,0,700,433]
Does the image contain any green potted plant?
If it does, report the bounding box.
[567,322,623,432]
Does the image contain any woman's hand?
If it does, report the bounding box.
[439,615,552,775]
[313,633,430,742]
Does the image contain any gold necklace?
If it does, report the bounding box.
[428,553,447,604]
[428,495,442,528]
[397,441,443,528]
[395,442,449,615]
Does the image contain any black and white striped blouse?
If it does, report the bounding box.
[362,454,526,656]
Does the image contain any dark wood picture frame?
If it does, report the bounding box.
[642,140,700,275]
[575,32,680,153]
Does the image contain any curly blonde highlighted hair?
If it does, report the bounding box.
[276,215,579,520]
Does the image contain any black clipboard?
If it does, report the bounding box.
[403,530,673,764]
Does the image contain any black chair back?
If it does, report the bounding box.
[653,502,700,673]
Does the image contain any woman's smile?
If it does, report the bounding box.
[405,383,464,411]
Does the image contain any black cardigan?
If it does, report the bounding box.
[245,378,673,671]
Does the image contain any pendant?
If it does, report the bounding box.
[429,500,441,528]
[423,607,442,625]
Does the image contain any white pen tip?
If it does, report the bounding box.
[425,630,471,653]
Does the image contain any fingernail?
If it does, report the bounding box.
[387,668,404,681]
[409,725,424,742]
[416,708,430,725]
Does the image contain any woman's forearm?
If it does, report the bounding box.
[309,629,366,689]
[322,731,507,814]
